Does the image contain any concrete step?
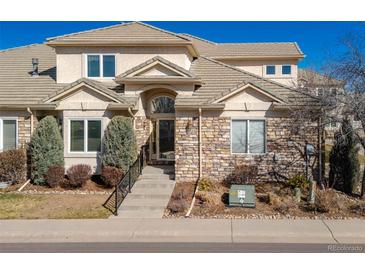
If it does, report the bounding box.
[115,210,164,218]
[135,179,175,185]
[126,194,172,199]
[122,198,171,207]
[129,187,175,195]
[133,183,175,189]
[142,166,174,175]
[120,205,167,211]
[138,175,174,180]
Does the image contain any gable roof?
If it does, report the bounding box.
[46,22,191,45]
[176,57,317,107]
[43,77,129,104]
[116,56,196,78]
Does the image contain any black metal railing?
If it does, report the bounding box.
[103,146,147,216]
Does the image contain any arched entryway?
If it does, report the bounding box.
[141,88,176,164]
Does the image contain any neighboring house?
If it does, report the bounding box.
[0,22,318,183]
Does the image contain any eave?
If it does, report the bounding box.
[0,104,57,110]
[46,42,199,57]
[211,55,305,61]
[174,104,225,110]
[116,77,202,85]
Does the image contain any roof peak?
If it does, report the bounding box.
[46,21,191,43]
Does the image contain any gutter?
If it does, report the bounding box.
[185,107,202,217]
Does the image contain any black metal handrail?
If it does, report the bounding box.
[103,146,147,216]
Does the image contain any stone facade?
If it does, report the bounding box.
[175,114,319,184]
[134,116,151,149]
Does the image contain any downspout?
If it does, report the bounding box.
[128,107,135,129]
[26,107,34,135]
[185,107,202,217]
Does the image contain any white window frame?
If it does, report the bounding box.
[68,118,102,153]
[281,64,292,75]
[231,118,267,155]
[85,54,116,79]
[0,117,18,152]
[265,65,276,76]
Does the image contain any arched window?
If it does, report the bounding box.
[151,96,175,114]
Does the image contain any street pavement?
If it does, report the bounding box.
[0,219,364,252]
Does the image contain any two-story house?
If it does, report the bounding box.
[0,22,319,183]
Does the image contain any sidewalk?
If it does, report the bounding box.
[1,219,365,244]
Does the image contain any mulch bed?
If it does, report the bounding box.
[164,181,365,220]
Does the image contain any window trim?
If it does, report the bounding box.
[281,64,292,75]
[85,53,116,79]
[68,118,102,154]
[265,65,276,75]
[0,117,18,152]
[231,118,267,155]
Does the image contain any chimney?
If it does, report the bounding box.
[31,58,39,76]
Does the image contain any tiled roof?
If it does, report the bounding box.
[46,22,191,45]
[0,44,63,105]
[298,69,345,87]
[116,55,196,79]
[176,57,316,106]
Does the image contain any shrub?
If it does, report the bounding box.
[287,174,310,190]
[66,164,92,188]
[45,165,65,188]
[168,199,189,213]
[101,166,124,187]
[232,164,258,184]
[198,178,215,192]
[312,190,332,213]
[29,116,64,185]
[0,149,27,184]
[101,116,137,173]
[195,191,222,206]
[329,117,360,194]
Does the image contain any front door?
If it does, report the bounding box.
[150,119,175,161]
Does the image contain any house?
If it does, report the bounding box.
[0,22,319,184]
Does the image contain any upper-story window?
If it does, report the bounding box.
[282,65,291,75]
[266,65,276,75]
[87,54,116,78]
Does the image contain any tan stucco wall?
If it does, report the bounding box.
[219,59,298,86]
[56,46,193,83]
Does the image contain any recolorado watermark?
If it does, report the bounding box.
[328,244,364,252]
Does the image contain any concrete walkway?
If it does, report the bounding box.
[1,219,365,244]
[114,165,175,219]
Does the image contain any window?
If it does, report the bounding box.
[87,55,100,77]
[86,54,115,78]
[266,65,276,75]
[232,120,266,154]
[282,65,291,75]
[151,96,175,114]
[70,119,101,152]
[317,88,324,96]
[0,118,17,151]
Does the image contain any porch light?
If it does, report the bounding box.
[32,58,39,76]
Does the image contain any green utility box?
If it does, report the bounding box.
[229,184,256,208]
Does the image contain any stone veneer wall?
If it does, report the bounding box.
[175,115,318,184]
[175,116,200,182]
[134,116,151,149]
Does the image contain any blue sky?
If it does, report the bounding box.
[0,21,364,70]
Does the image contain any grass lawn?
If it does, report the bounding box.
[325,144,365,165]
[0,193,111,219]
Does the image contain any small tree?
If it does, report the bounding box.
[101,116,137,173]
[29,116,64,185]
[329,117,360,194]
